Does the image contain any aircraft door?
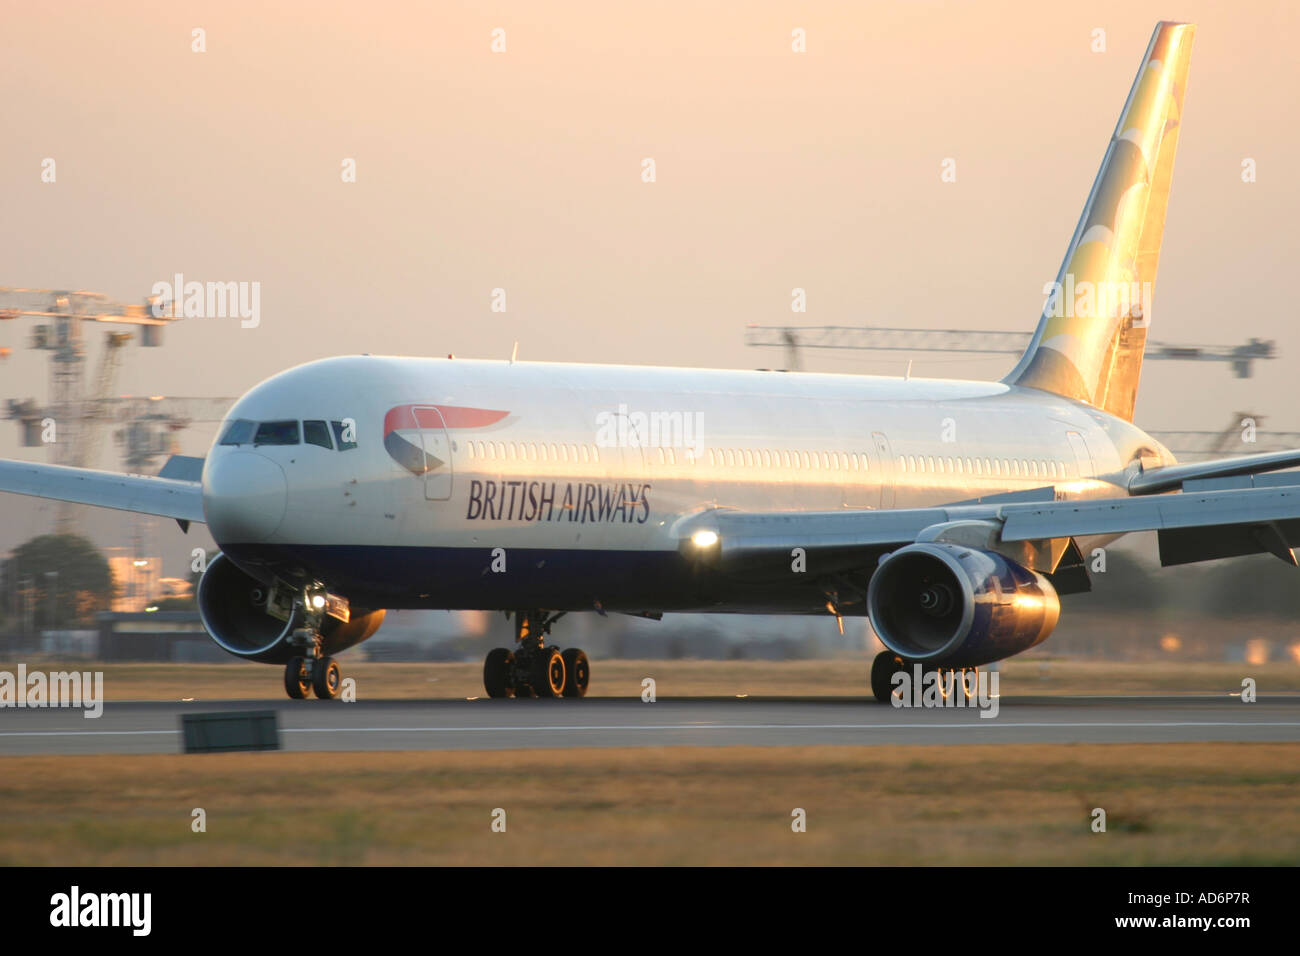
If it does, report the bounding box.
[1066,431,1093,479]
[411,405,453,500]
[872,432,896,509]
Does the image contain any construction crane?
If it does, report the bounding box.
[1149,413,1300,461]
[108,396,234,471]
[5,395,232,469]
[745,325,1277,378]
[0,287,178,530]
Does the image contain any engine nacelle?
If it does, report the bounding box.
[867,543,1060,668]
[197,553,385,663]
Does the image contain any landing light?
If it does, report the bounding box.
[691,529,719,549]
[311,594,326,609]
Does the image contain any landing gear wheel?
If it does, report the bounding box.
[284,657,311,699]
[531,647,566,698]
[871,651,905,704]
[484,648,515,698]
[960,667,978,701]
[312,656,342,700]
[935,667,952,701]
[561,648,590,698]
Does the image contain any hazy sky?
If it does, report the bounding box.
[1,1,1297,567]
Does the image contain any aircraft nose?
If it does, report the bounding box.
[203,451,287,543]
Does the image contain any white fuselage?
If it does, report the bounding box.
[201,355,1167,613]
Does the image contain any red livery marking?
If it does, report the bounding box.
[383,404,509,436]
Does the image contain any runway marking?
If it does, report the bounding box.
[282,721,1300,733]
[0,730,177,737]
[2,721,1298,741]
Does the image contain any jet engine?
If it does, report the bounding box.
[867,543,1060,668]
[197,553,385,663]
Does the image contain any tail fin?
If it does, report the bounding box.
[1004,21,1195,422]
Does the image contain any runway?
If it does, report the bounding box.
[2,694,1299,755]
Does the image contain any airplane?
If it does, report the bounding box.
[4,21,1299,704]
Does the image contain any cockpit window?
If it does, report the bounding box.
[303,420,333,449]
[219,419,256,446]
[253,420,301,446]
[331,420,357,451]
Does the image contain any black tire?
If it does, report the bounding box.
[312,656,342,700]
[532,647,566,698]
[871,651,904,703]
[284,656,310,699]
[483,648,514,698]
[561,648,590,698]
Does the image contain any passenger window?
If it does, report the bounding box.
[303,420,333,449]
[330,420,357,451]
[254,420,300,446]
[219,419,256,446]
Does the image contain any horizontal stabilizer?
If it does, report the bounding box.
[1127,448,1300,495]
[157,455,205,482]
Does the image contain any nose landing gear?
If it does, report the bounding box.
[281,585,346,700]
[283,639,344,700]
[482,610,591,699]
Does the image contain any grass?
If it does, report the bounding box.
[2,657,1296,702]
[1,743,1297,865]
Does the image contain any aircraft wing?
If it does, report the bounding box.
[678,467,1300,575]
[0,458,206,524]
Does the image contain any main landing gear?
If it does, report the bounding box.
[483,610,590,699]
[870,650,982,704]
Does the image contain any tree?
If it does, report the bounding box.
[1,534,116,629]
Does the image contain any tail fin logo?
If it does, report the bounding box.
[1006,21,1195,423]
